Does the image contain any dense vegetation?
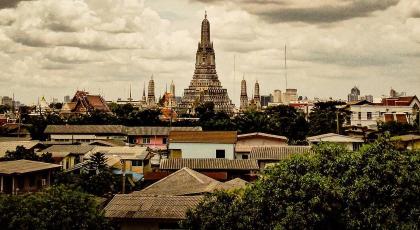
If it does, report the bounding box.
[0,185,112,230]
[182,136,420,229]
[0,145,53,163]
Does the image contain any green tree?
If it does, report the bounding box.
[0,104,11,113]
[182,136,420,229]
[377,121,416,136]
[81,152,117,196]
[308,101,349,136]
[0,185,112,230]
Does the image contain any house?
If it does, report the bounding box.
[126,126,202,149]
[159,158,259,181]
[235,132,288,159]
[86,146,152,176]
[0,160,61,194]
[0,141,45,158]
[136,167,247,196]
[44,125,127,143]
[38,145,95,170]
[307,133,364,151]
[346,96,420,130]
[104,195,202,230]
[60,90,111,115]
[250,146,313,169]
[391,134,420,150]
[168,131,237,159]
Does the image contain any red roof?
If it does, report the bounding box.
[380,96,417,106]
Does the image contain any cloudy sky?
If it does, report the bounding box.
[0,0,419,105]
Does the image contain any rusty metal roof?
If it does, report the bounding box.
[44,125,126,134]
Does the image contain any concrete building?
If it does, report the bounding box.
[168,131,237,159]
[44,125,127,143]
[307,133,364,151]
[272,90,282,103]
[235,132,288,159]
[346,96,420,129]
[347,86,361,102]
[1,96,13,107]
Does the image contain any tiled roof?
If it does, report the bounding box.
[238,132,288,141]
[104,195,202,220]
[126,126,202,136]
[0,160,61,174]
[250,146,312,160]
[44,125,126,134]
[307,133,364,143]
[135,167,222,196]
[0,141,41,157]
[160,158,259,170]
[169,131,237,144]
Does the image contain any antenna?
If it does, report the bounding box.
[233,55,236,104]
[285,44,288,90]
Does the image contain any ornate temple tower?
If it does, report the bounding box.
[240,76,248,111]
[254,81,261,110]
[178,12,234,114]
[147,76,156,106]
[170,81,175,97]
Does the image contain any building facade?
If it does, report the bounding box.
[178,13,234,114]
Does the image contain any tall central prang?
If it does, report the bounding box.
[178,12,235,114]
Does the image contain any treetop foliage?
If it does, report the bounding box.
[182,136,420,229]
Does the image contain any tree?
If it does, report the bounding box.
[182,136,420,229]
[308,101,349,136]
[377,121,416,136]
[0,104,10,113]
[0,185,112,230]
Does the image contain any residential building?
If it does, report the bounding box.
[104,195,202,230]
[0,141,45,158]
[136,167,247,196]
[391,135,420,150]
[250,146,313,169]
[44,125,127,143]
[159,158,259,181]
[126,126,202,149]
[307,133,364,151]
[346,96,420,129]
[0,160,61,194]
[235,132,288,159]
[168,131,237,159]
[38,145,95,170]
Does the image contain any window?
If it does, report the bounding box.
[216,150,225,159]
[131,160,142,167]
[142,137,150,144]
[358,112,362,120]
[242,154,249,159]
[367,112,372,120]
[163,137,168,144]
[353,143,362,151]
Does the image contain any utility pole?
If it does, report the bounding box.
[336,111,340,134]
[121,160,126,194]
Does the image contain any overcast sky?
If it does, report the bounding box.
[0,0,419,105]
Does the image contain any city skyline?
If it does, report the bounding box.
[0,0,420,105]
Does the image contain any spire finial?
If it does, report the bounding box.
[205,10,207,19]
[151,74,153,80]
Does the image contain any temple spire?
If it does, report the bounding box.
[201,11,210,45]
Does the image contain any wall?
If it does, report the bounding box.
[169,143,235,159]
[237,137,287,147]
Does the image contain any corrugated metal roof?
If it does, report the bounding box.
[0,160,61,174]
[169,131,237,144]
[44,125,126,134]
[126,126,202,136]
[307,133,364,143]
[238,132,288,141]
[160,158,259,170]
[250,146,312,160]
[135,167,222,196]
[104,195,202,220]
[40,145,95,155]
[0,141,42,157]
[87,146,149,160]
